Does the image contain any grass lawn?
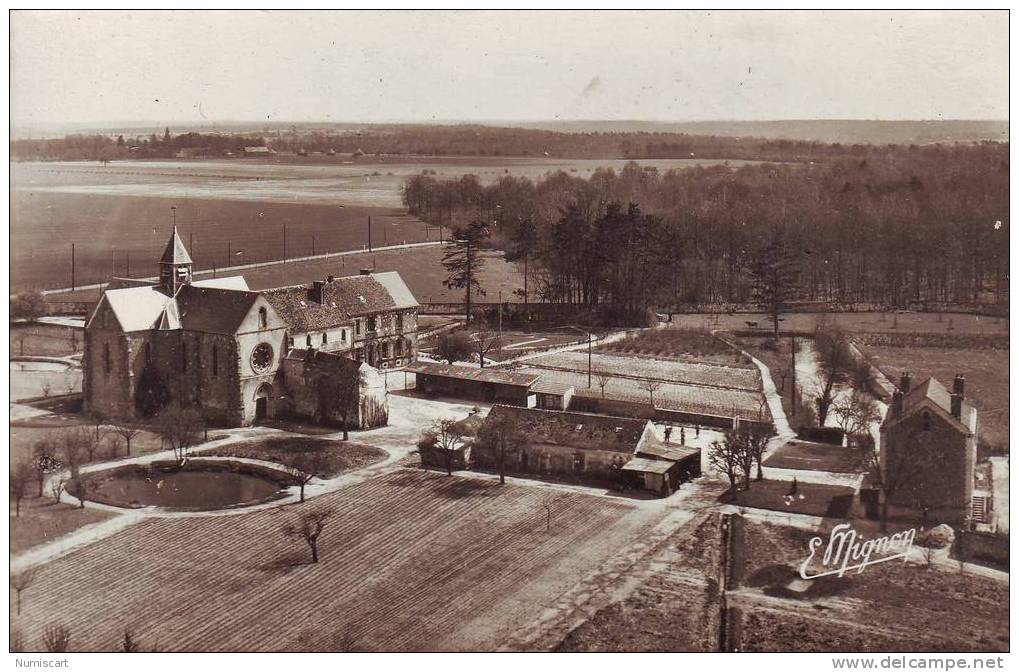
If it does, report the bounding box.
[670,311,1009,337]
[862,344,1009,452]
[195,436,387,477]
[737,521,1009,652]
[763,440,864,473]
[11,495,117,554]
[720,479,855,518]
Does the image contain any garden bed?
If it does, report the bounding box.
[197,436,387,477]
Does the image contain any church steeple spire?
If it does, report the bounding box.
[158,226,193,294]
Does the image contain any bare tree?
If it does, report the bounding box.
[49,476,66,504]
[477,411,524,485]
[40,381,52,398]
[431,418,465,476]
[709,430,752,493]
[435,330,473,366]
[10,569,36,616]
[642,378,663,406]
[832,389,881,440]
[283,509,332,564]
[314,366,364,441]
[112,424,142,456]
[859,435,922,533]
[286,451,330,502]
[596,373,611,398]
[470,323,504,368]
[813,323,856,426]
[155,405,203,466]
[10,458,32,517]
[43,625,71,653]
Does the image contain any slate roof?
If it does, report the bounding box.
[193,276,250,291]
[404,362,540,387]
[484,405,649,452]
[261,272,417,332]
[159,227,193,265]
[636,435,700,462]
[531,379,576,396]
[176,284,261,335]
[883,376,975,434]
[99,286,174,332]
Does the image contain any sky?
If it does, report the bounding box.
[10,10,1010,129]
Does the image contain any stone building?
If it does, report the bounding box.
[879,372,978,525]
[83,228,417,427]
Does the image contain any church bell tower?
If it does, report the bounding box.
[158,227,193,295]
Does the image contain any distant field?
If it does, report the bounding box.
[526,351,761,391]
[672,311,1008,336]
[597,326,754,368]
[862,345,1009,451]
[12,157,753,292]
[10,469,658,652]
[45,245,526,308]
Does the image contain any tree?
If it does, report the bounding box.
[709,430,752,492]
[507,216,539,309]
[286,450,330,502]
[596,374,611,398]
[10,569,36,615]
[11,291,46,322]
[435,330,473,365]
[59,428,86,480]
[740,422,774,483]
[748,230,800,338]
[31,439,59,497]
[470,323,503,368]
[477,411,524,485]
[112,424,142,456]
[43,625,70,653]
[155,405,203,466]
[859,434,922,532]
[832,389,881,440]
[431,418,465,476]
[542,494,561,531]
[442,220,489,324]
[813,323,856,426]
[642,378,662,406]
[10,459,32,517]
[313,365,364,441]
[50,475,66,503]
[283,509,332,564]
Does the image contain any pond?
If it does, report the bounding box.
[84,461,290,511]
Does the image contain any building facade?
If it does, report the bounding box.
[879,373,978,525]
[83,229,418,427]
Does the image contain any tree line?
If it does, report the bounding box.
[11,129,268,161]
[405,143,1008,322]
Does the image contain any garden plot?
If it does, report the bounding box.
[516,366,767,419]
[526,351,760,391]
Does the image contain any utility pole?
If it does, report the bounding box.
[498,291,503,335]
[312,235,316,256]
[283,224,287,263]
[367,216,373,252]
[71,243,76,291]
[126,252,130,278]
[465,237,472,324]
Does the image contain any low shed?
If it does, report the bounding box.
[405,361,539,406]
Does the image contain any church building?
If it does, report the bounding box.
[82,228,418,428]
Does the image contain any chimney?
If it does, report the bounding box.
[950,373,965,420]
[326,274,335,283]
[311,280,326,304]
[359,268,372,276]
[891,390,903,417]
[899,371,912,394]
[953,374,965,397]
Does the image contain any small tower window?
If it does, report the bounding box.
[258,307,268,330]
[322,332,328,345]
[103,342,111,374]
[306,334,312,347]
[212,344,219,377]
[144,342,152,364]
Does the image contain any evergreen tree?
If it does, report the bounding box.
[442,220,489,323]
[750,230,800,338]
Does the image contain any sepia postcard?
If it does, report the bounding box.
[6,8,1011,666]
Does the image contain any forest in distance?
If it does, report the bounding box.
[403,142,1009,321]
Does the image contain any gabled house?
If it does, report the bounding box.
[879,372,978,525]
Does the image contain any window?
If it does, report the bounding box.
[383,341,391,359]
[341,329,347,343]
[258,307,268,329]
[212,344,219,377]
[355,319,362,336]
[322,332,328,345]
[367,316,377,332]
[144,342,152,364]
[306,334,312,347]
[103,342,111,374]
